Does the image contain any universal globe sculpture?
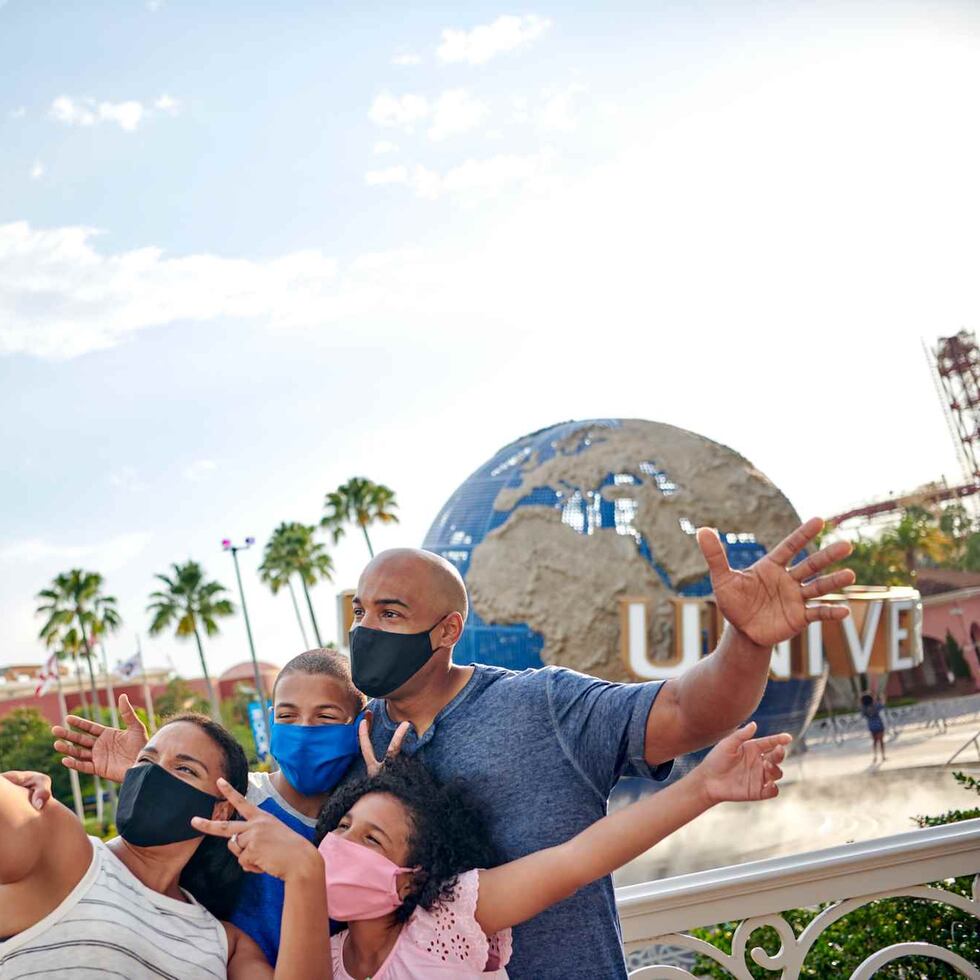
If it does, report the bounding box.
[422,418,825,760]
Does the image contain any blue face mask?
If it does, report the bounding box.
[269,711,364,796]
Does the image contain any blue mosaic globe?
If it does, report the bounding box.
[422,419,825,765]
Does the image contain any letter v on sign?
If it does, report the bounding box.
[841,600,883,673]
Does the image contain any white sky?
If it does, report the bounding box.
[1,1,978,677]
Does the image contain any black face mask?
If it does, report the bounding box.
[349,617,446,698]
[116,762,220,847]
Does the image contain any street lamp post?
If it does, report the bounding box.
[222,537,267,706]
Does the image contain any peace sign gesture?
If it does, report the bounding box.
[697,516,855,649]
[358,713,411,777]
[192,779,322,882]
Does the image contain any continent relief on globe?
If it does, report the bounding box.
[465,420,802,683]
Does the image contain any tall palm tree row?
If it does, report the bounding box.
[259,521,333,648]
[321,477,399,558]
[147,561,234,723]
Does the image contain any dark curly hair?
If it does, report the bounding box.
[316,755,498,922]
[160,713,250,920]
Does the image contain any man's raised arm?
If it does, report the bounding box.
[644,517,854,766]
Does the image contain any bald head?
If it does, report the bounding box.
[356,548,468,628]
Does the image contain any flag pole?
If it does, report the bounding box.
[99,640,120,729]
[137,634,156,733]
[54,661,85,820]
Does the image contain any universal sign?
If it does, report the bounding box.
[619,586,923,681]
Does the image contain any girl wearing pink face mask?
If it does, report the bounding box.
[199,721,790,979]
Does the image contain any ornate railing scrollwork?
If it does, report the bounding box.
[619,820,980,979]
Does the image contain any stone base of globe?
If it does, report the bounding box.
[423,418,825,769]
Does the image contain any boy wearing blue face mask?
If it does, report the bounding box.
[52,648,407,966]
[233,649,367,964]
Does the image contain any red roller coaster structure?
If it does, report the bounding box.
[829,331,980,526]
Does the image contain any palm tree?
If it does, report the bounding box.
[881,507,946,581]
[321,477,399,558]
[259,522,333,647]
[90,592,123,727]
[259,527,310,648]
[36,570,119,723]
[147,561,234,722]
[259,523,309,648]
[36,570,117,822]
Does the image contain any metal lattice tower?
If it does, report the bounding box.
[932,331,980,483]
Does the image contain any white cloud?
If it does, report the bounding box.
[0,532,152,573]
[154,93,180,115]
[49,96,145,132]
[391,52,422,66]
[98,100,144,131]
[372,140,399,156]
[380,152,553,200]
[424,152,552,198]
[437,14,552,65]
[0,222,340,358]
[8,26,980,367]
[369,89,488,141]
[29,161,43,180]
[427,89,489,142]
[368,92,429,133]
[50,96,97,126]
[108,465,145,492]
[365,165,409,186]
[182,459,217,482]
[538,83,586,132]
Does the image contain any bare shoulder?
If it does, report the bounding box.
[0,797,92,937]
[45,797,93,867]
[224,922,273,979]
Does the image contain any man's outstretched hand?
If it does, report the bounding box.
[51,693,148,783]
[697,516,855,649]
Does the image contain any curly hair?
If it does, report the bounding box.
[316,755,498,922]
[161,713,250,920]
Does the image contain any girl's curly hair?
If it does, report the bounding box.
[316,755,498,922]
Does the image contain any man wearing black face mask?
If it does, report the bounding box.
[350,522,853,980]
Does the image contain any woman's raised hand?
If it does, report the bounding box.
[695,722,791,805]
[51,693,148,782]
[192,779,323,882]
[358,712,411,778]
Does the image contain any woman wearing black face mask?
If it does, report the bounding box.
[0,714,330,980]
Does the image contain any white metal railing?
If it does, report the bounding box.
[615,817,980,978]
[805,693,980,748]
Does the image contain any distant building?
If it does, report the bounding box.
[0,659,283,724]
[821,569,980,709]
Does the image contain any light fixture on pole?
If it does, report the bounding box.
[222,536,267,705]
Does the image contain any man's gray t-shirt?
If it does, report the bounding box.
[358,663,672,980]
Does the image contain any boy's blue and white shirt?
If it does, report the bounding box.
[229,771,319,965]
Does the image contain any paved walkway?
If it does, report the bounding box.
[615,715,980,887]
[789,713,980,784]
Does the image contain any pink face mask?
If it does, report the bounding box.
[319,831,416,921]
